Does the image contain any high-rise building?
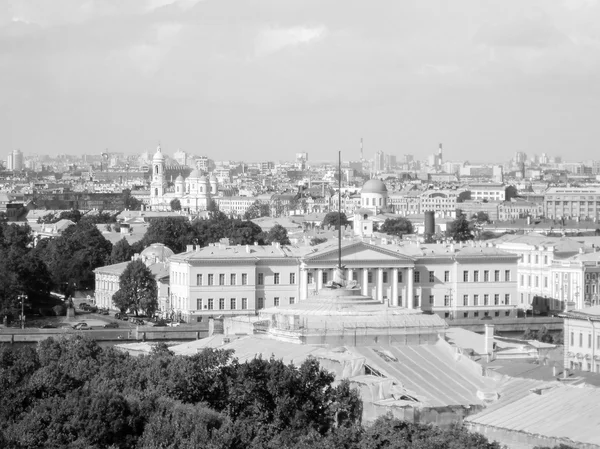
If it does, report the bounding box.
[374,150,385,173]
[6,149,23,171]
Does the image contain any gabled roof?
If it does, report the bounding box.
[303,240,415,263]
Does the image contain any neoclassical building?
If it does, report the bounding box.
[150,145,219,213]
[168,238,519,323]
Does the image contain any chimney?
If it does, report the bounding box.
[186,245,193,252]
[245,244,250,253]
[484,324,495,361]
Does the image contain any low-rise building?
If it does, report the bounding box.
[561,306,600,373]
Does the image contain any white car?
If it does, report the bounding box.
[166,322,180,327]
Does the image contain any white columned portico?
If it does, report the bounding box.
[392,268,399,306]
[407,267,414,309]
[347,268,353,284]
[300,264,308,300]
[317,269,323,291]
[362,269,369,296]
[377,268,384,303]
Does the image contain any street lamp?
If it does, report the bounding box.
[18,294,27,329]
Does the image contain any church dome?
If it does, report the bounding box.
[153,145,165,162]
[199,175,208,183]
[361,179,387,194]
[140,243,174,262]
[188,169,200,179]
[175,174,184,182]
[209,174,217,182]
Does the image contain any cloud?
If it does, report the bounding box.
[255,25,327,56]
[123,22,183,76]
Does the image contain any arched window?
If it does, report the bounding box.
[155,165,158,174]
[155,188,158,196]
[379,198,382,206]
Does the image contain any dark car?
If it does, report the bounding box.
[40,324,57,329]
[100,308,109,315]
[78,303,89,310]
[103,322,119,328]
[132,318,145,325]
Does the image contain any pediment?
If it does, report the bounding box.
[304,241,414,265]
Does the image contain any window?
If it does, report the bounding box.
[429,271,435,283]
[274,297,280,307]
[398,271,403,283]
[535,255,539,264]
[230,274,236,285]
[505,311,510,317]
[463,312,469,318]
[535,276,539,288]
[527,275,531,287]
[494,311,500,317]
[273,273,280,285]
[484,294,489,306]
[196,274,202,286]
[208,298,214,310]
[257,297,264,309]
[241,298,247,310]
[494,270,500,282]
[430,295,434,305]
[444,295,450,306]
[505,270,511,282]
[414,271,420,283]
[322,271,328,284]
[289,297,295,305]
[307,272,314,284]
[258,273,264,285]
[219,274,225,285]
[505,294,510,305]
[444,271,450,282]
[520,275,524,287]
[474,311,479,317]
[197,299,203,310]
[544,255,548,264]
[520,293,524,303]
[463,295,468,306]
[289,273,296,284]
[492,294,498,305]
[579,333,583,347]
[368,271,373,283]
[353,271,358,281]
[527,254,531,263]
[544,276,548,288]
[589,334,592,348]
[414,295,419,307]
[570,332,574,346]
[474,271,479,282]
[484,270,489,282]
[463,271,469,282]
[230,298,237,310]
[474,294,479,306]
[208,274,214,286]
[242,273,247,285]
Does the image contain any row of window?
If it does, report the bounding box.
[569,332,600,349]
[195,273,296,286]
[448,310,511,319]
[196,296,295,311]
[462,270,511,283]
[308,269,512,285]
[519,253,550,265]
[520,274,549,289]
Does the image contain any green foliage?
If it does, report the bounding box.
[264,224,291,245]
[115,260,158,316]
[322,212,349,229]
[244,201,270,220]
[123,188,142,211]
[522,325,557,344]
[170,198,181,211]
[141,217,193,253]
[110,238,135,264]
[380,218,414,237]
[447,215,474,242]
[472,211,490,223]
[310,237,328,246]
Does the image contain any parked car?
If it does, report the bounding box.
[132,318,145,325]
[74,323,91,330]
[78,303,89,310]
[103,322,119,328]
[100,308,109,315]
[166,322,180,327]
[40,324,57,329]
[57,323,73,329]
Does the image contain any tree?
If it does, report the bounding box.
[58,209,82,223]
[170,198,181,212]
[115,259,158,316]
[226,220,265,245]
[142,217,193,253]
[379,218,414,237]
[472,211,490,223]
[322,212,349,229]
[505,185,518,201]
[110,238,135,264]
[447,215,474,242]
[123,188,142,211]
[310,237,327,246]
[265,224,291,245]
[244,201,270,220]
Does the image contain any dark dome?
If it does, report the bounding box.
[361,179,388,194]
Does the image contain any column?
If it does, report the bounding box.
[347,268,353,285]
[377,268,384,303]
[407,267,414,309]
[317,269,323,292]
[300,266,308,300]
[362,269,369,296]
[392,269,399,307]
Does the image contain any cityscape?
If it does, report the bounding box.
[2,1,600,449]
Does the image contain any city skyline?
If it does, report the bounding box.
[2,0,600,161]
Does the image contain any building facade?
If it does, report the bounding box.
[544,187,600,220]
[562,306,600,373]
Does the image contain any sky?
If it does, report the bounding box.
[2,0,600,163]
